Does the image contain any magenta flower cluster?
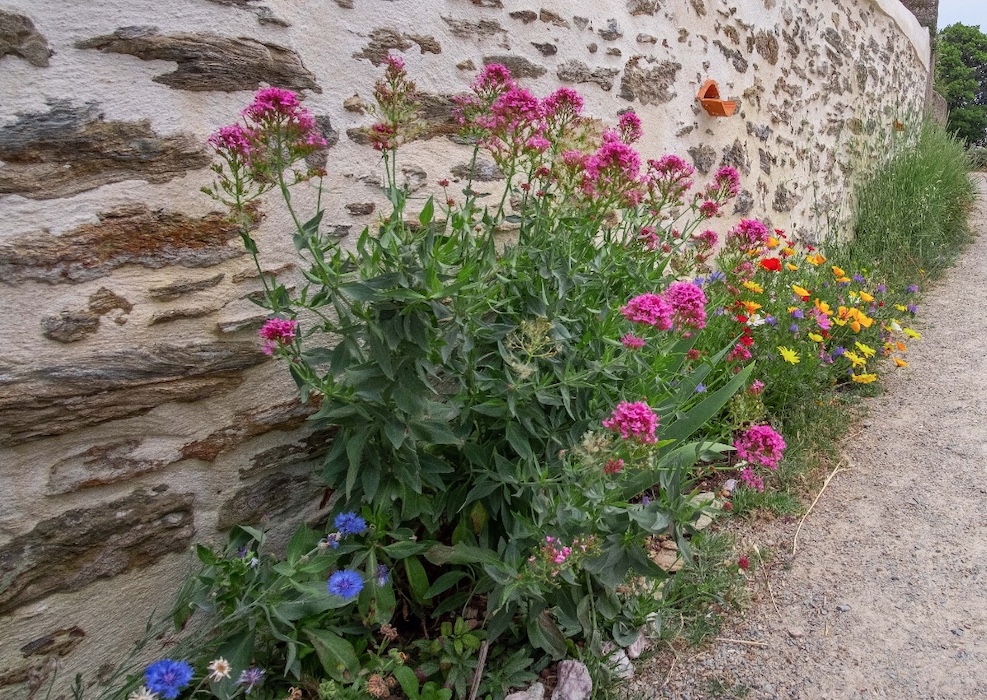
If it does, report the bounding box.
[208,87,326,166]
[620,293,673,330]
[727,218,771,248]
[735,424,786,471]
[259,318,298,355]
[602,401,659,443]
[664,281,708,331]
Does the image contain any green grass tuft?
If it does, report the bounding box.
[835,118,976,285]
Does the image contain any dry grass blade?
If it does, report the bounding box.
[792,458,848,554]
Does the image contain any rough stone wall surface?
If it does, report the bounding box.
[899,0,939,29]
[0,0,930,695]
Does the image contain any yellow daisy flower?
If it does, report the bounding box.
[851,372,878,384]
[778,346,800,364]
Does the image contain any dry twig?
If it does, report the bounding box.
[714,637,770,648]
[792,459,848,555]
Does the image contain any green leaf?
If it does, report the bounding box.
[305,628,359,682]
[424,570,468,599]
[393,666,421,700]
[345,428,371,498]
[425,543,502,567]
[506,422,534,462]
[527,610,567,659]
[419,197,435,227]
[383,540,429,558]
[403,556,430,603]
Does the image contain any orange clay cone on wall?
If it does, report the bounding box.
[698,79,737,117]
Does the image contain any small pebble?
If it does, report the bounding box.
[788,626,805,638]
[837,604,851,612]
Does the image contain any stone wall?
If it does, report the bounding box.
[0,0,930,696]
[900,0,939,30]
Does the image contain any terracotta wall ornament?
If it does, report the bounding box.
[697,80,737,117]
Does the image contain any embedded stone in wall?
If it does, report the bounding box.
[417,93,461,140]
[690,0,706,16]
[0,342,267,446]
[713,40,748,73]
[216,470,325,530]
[627,0,660,17]
[88,288,134,315]
[687,144,716,174]
[746,122,773,142]
[41,311,100,343]
[0,11,52,67]
[76,28,320,92]
[441,17,506,41]
[0,486,195,615]
[598,19,623,41]
[557,60,620,92]
[46,439,176,495]
[402,165,428,193]
[181,399,320,462]
[0,101,210,200]
[352,28,441,66]
[204,0,290,27]
[451,158,505,181]
[306,115,340,170]
[346,202,376,216]
[619,56,681,104]
[532,42,557,56]
[509,10,537,24]
[0,205,247,284]
[149,273,226,301]
[772,182,800,212]
[539,10,570,28]
[733,189,754,215]
[243,427,336,477]
[483,55,547,79]
[720,138,751,176]
[148,306,219,325]
[752,30,779,66]
[469,0,504,7]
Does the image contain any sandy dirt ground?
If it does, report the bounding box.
[634,175,987,700]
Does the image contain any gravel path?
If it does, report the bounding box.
[638,175,987,700]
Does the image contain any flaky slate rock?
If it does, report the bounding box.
[618,56,681,104]
[41,311,100,343]
[0,11,52,67]
[0,101,210,199]
[0,205,246,284]
[0,487,195,614]
[46,439,173,495]
[352,28,441,65]
[217,470,324,530]
[76,27,320,92]
[0,342,266,445]
[182,399,320,462]
[557,60,620,91]
[483,55,547,79]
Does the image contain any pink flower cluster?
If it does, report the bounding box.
[734,424,786,470]
[621,293,673,330]
[621,333,646,349]
[727,218,771,248]
[617,111,643,144]
[208,87,326,166]
[604,458,625,474]
[602,401,659,443]
[259,318,298,355]
[543,536,572,564]
[581,136,642,204]
[664,281,708,331]
[646,155,695,203]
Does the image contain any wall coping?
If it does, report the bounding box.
[874,0,932,70]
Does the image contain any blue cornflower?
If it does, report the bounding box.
[876,284,886,293]
[708,270,726,283]
[789,323,799,334]
[693,276,705,286]
[145,659,194,700]
[852,273,866,283]
[765,315,777,327]
[694,383,707,394]
[832,346,846,358]
[907,304,918,314]
[790,308,804,319]
[334,512,367,537]
[328,569,364,599]
[907,284,918,293]
[238,667,265,694]
[375,564,390,587]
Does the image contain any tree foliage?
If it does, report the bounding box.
[936,23,987,145]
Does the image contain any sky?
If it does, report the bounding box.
[938,0,987,30]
